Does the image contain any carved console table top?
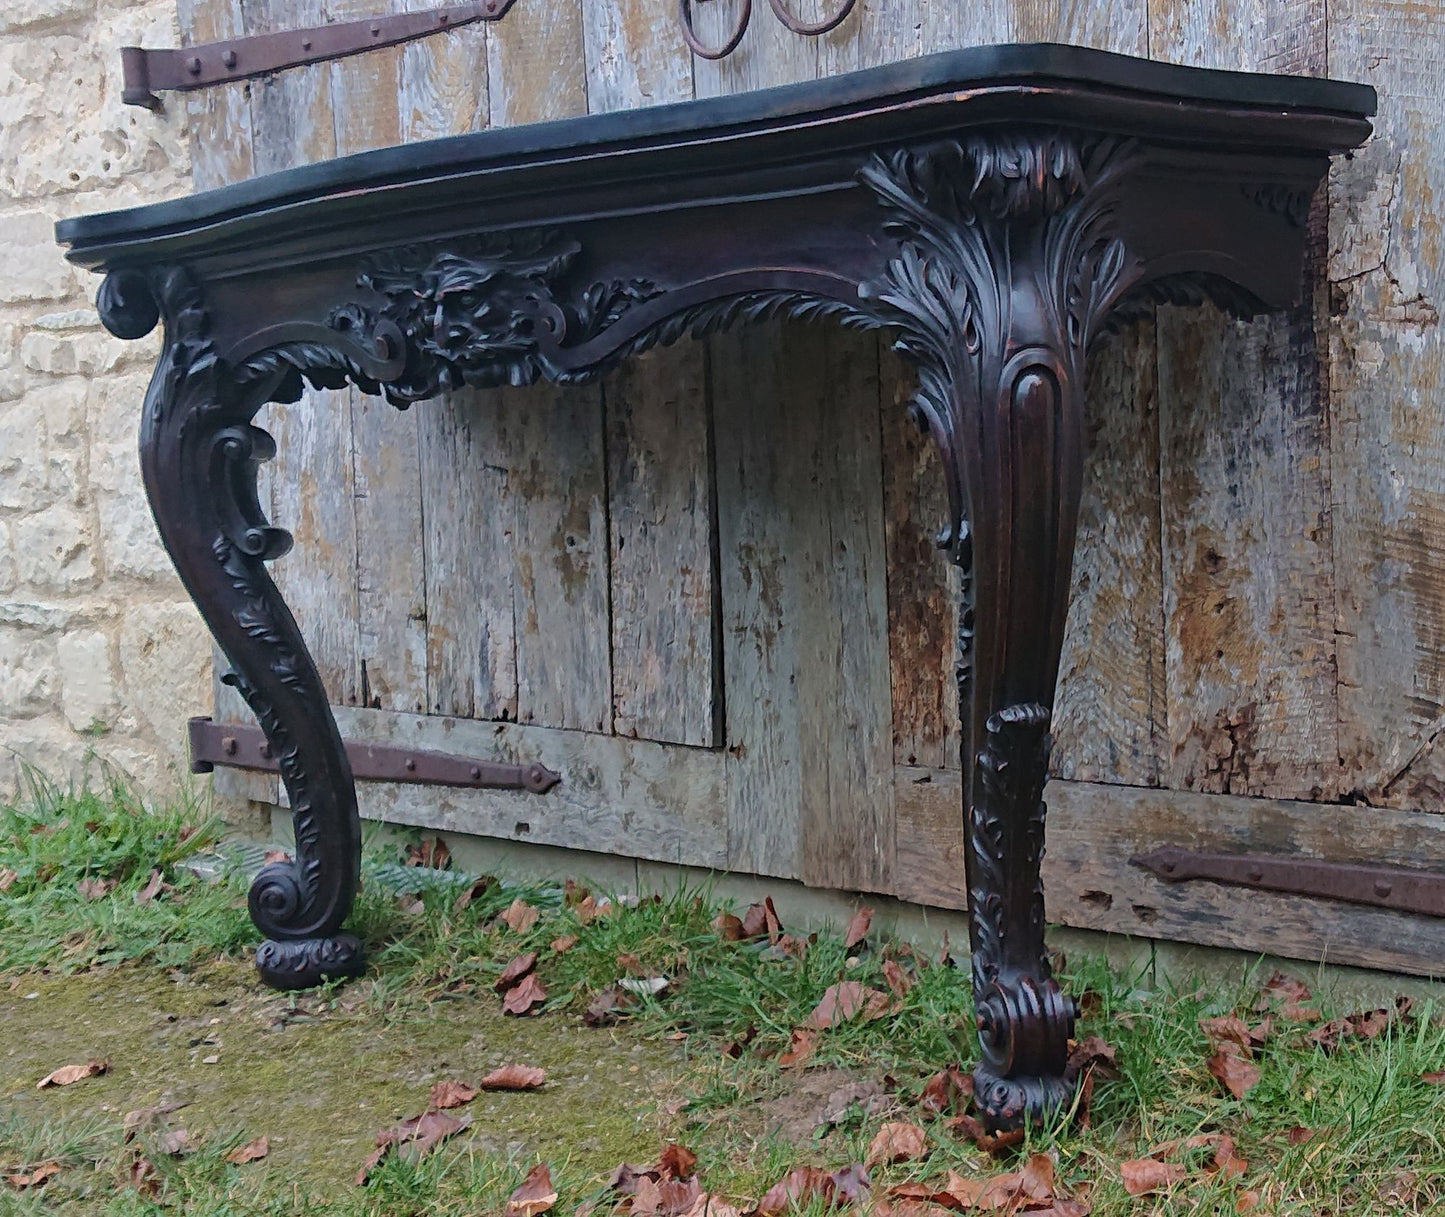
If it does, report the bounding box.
[56,42,1374,1130]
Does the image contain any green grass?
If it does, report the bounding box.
[1,775,1444,1214]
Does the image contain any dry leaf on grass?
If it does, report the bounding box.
[1149,1133,1248,1179]
[756,1164,868,1215]
[37,1060,108,1089]
[495,952,539,992]
[1308,997,1413,1053]
[1207,1043,1261,1100]
[507,1162,558,1216]
[1256,971,1319,1022]
[125,1155,159,1197]
[225,1136,269,1165]
[867,1122,928,1168]
[778,1029,817,1069]
[160,1128,197,1157]
[404,837,451,869]
[5,1162,59,1190]
[135,868,166,905]
[499,898,541,934]
[551,934,579,954]
[1423,1070,1445,1084]
[1120,1159,1187,1196]
[740,898,783,943]
[430,1080,479,1108]
[357,1110,468,1185]
[584,985,635,1026]
[942,1113,1024,1155]
[919,1065,973,1115]
[78,877,115,901]
[479,1065,547,1091]
[619,976,670,998]
[712,913,745,942]
[0,867,17,892]
[844,906,874,950]
[807,982,893,1029]
[122,1100,187,1142]
[453,876,495,912]
[502,974,548,1016]
[881,960,913,999]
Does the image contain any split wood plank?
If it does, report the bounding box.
[242,0,362,712]
[1150,0,1341,800]
[332,704,727,867]
[895,765,1445,977]
[329,0,429,716]
[604,347,720,746]
[1328,0,1445,810]
[583,1,719,748]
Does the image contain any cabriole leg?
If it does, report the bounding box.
[860,132,1145,1128]
[111,267,364,990]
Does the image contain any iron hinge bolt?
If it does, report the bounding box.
[222,736,237,756]
[222,49,238,68]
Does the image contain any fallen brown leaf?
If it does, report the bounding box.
[357,1110,467,1185]
[1423,1070,1445,1085]
[657,1143,699,1180]
[1286,1125,1321,1145]
[867,1122,928,1168]
[1200,1016,1256,1056]
[125,1155,159,1197]
[563,879,590,907]
[943,1113,1025,1155]
[551,934,579,954]
[712,913,745,942]
[584,985,635,1026]
[5,1162,59,1190]
[1309,997,1413,1052]
[678,1194,742,1217]
[430,1080,479,1108]
[844,906,875,950]
[918,1066,972,1115]
[507,1162,557,1216]
[499,898,541,934]
[453,875,495,912]
[1120,1159,1187,1197]
[807,981,893,1029]
[404,837,451,870]
[78,876,115,901]
[1237,1189,1262,1213]
[881,959,914,999]
[122,1100,187,1142]
[1207,1043,1261,1100]
[479,1065,547,1091]
[495,952,539,992]
[135,868,166,905]
[502,974,548,1016]
[740,897,783,943]
[1257,970,1319,1022]
[160,1128,197,1156]
[37,1059,108,1089]
[755,1165,863,1215]
[778,1028,817,1069]
[225,1136,269,1165]
[0,867,17,892]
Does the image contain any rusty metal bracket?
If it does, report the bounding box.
[188,717,560,794]
[122,1,517,110]
[1131,845,1445,918]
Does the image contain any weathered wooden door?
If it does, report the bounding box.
[180,0,1445,975]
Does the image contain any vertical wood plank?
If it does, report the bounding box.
[581,0,717,747]
[1328,0,1445,807]
[1151,0,1340,800]
[242,0,361,711]
[605,347,719,746]
[488,0,588,124]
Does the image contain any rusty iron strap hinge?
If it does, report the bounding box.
[1131,845,1445,919]
[188,717,560,794]
[122,1,517,111]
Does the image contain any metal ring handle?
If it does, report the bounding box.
[766,0,856,37]
[678,0,752,59]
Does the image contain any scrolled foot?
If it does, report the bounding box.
[972,1061,1078,1131]
[255,935,365,990]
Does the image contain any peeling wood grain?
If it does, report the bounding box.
[896,766,1445,976]
[1329,0,1445,810]
[487,0,587,125]
[582,0,692,114]
[605,346,720,747]
[177,0,252,191]
[332,705,727,867]
[1151,0,1341,800]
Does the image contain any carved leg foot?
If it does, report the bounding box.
[121,267,365,991]
[859,135,1146,1128]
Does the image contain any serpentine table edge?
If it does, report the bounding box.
[55,41,1375,1130]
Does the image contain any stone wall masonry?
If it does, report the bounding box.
[0,0,214,799]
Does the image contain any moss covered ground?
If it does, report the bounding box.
[1,774,1444,1214]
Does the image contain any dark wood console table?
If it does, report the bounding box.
[56,43,1374,1129]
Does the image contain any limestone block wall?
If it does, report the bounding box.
[0,0,211,796]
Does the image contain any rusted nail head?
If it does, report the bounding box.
[1374,879,1393,898]
[187,56,202,74]
[469,765,481,780]
[1246,867,1263,882]
[371,22,381,34]
[259,742,272,759]
[222,49,238,68]
[222,736,238,755]
[301,37,312,50]
[404,757,416,771]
